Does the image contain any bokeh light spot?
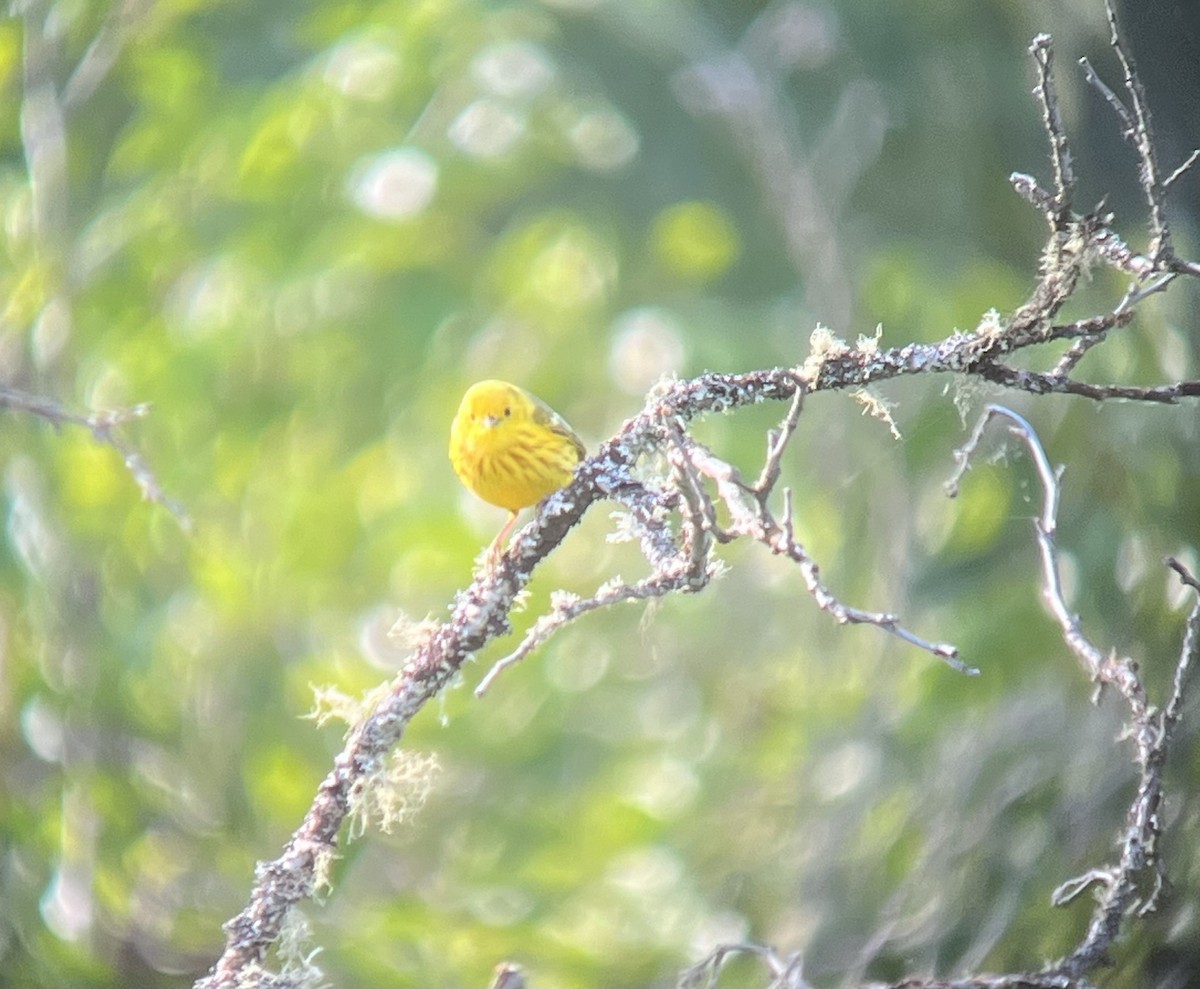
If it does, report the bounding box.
[348,147,438,220]
[608,307,687,395]
[323,35,402,102]
[567,108,639,172]
[448,99,527,160]
[471,40,556,99]
[651,200,740,282]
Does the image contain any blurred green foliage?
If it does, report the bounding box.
[0,0,1198,986]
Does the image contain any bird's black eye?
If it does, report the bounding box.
[504,407,511,417]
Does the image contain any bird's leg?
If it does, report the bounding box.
[485,511,520,565]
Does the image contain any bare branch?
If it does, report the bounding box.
[1008,170,1055,212]
[948,405,1145,705]
[1115,270,1178,310]
[1048,335,1105,380]
[488,963,528,989]
[976,364,1200,404]
[62,0,147,110]
[1163,558,1200,730]
[475,573,689,697]
[1078,56,1134,138]
[1087,222,1158,282]
[18,0,69,246]
[945,404,1200,982]
[1006,20,1199,403]
[679,941,810,989]
[1166,556,1200,594]
[1163,147,1200,191]
[1029,34,1074,223]
[751,376,806,495]
[682,434,972,675]
[665,418,721,565]
[1079,0,1197,264]
[1099,0,1167,251]
[1051,868,1116,908]
[0,385,189,527]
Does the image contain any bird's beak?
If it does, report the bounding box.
[482,415,502,428]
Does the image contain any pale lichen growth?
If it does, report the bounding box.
[306,684,355,728]
[596,576,630,598]
[950,375,988,428]
[387,611,439,651]
[637,594,665,634]
[975,308,1005,340]
[851,387,902,440]
[809,324,850,358]
[1060,222,1100,281]
[550,588,582,611]
[707,556,731,582]
[801,324,851,382]
[306,682,391,732]
[311,844,338,901]
[856,323,884,357]
[346,749,441,839]
[220,910,328,989]
[632,448,675,490]
[273,910,328,989]
[647,373,679,401]
[607,509,639,544]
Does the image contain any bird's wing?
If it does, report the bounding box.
[531,396,586,460]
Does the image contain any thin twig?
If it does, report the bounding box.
[1115,270,1177,312]
[665,418,721,567]
[976,365,1200,404]
[1101,0,1169,255]
[63,0,146,111]
[1163,557,1200,730]
[1082,0,1186,264]
[1030,34,1074,223]
[1009,171,1055,212]
[678,942,811,989]
[474,572,690,697]
[683,434,972,674]
[750,377,806,496]
[946,404,1200,983]
[1078,56,1134,138]
[0,385,190,527]
[1049,336,1105,379]
[1163,147,1200,192]
[948,405,1144,705]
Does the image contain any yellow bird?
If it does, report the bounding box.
[449,380,585,558]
